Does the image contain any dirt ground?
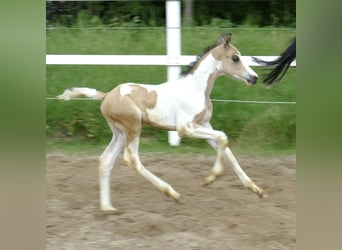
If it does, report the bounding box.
[46,152,296,250]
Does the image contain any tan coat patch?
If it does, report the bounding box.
[100,84,157,144]
[128,85,157,110]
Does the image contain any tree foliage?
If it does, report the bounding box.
[46,0,296,28]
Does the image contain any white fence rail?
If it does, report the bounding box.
[46,55,296,67]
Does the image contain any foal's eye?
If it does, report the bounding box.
[232,55,240,62]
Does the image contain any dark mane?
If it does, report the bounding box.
[253,37,296,86]
[180,40,221,76]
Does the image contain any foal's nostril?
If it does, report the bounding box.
[251,75,258,84]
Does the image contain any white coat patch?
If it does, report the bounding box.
[120,85,132,96]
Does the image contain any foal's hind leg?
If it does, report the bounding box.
[98,125,125,211]
[124,136,181,202]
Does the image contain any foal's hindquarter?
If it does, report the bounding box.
[57,34,266,211]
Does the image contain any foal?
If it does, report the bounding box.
[57,33,266,211]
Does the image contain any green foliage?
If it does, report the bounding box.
[46,1,296,28]
[76,10,103,28]
[46,28,296,152]
[206,18,234,28]
[46,1,166,28]
[237,106,296,150]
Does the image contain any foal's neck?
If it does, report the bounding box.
[191,53,221,96]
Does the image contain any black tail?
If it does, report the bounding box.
[253,37,296,86]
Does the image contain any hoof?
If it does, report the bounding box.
[203,175,215,186]
[247,184,268,199]
[162,186,181,203]
[168,191,181,203]
[101,205,117,212]
[203,172,222,186]
[102,209,124,215]
[100,209,123,215]
[96,207,123,218]
[254,186,268,199]
[171,192,181,203]
[257,190,268,199]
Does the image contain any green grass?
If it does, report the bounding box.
[46,27,296,155]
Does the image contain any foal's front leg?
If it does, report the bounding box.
[178,122,228,185]
[178,122,266,198]
[223,146,267,198]
[205,138,225,185]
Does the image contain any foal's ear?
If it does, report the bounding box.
[220,33,232,48]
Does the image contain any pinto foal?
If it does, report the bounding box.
[58,34,266,211]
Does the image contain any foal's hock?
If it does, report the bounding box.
[57,33,266,211]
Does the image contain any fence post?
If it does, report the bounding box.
[166,0,182,146]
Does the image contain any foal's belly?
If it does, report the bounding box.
[137,81,206,130]
[144,106,177,131]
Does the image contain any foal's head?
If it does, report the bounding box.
[213,33,258,86]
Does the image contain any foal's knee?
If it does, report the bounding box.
[217,132,228,147]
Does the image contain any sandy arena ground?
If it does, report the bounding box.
[46,152,296,250]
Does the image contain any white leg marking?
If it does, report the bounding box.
[99,126,125,211]
[204,139,225,185]
[124,137,181,201]
[224,147,267,198]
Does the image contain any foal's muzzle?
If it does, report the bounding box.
[247,75,258,86]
